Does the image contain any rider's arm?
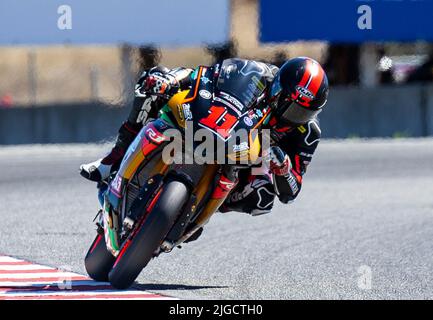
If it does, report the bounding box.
[135,66,194,98]
[113,66,194,153]
[130,66,194,123]
[272,119,321,204]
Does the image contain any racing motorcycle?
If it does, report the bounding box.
[84,60,273,289]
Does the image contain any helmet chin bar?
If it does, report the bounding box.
[279,118,302,127]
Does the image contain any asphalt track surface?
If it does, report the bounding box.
[1,139,433,299]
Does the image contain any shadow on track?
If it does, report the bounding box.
[134,283,229,291]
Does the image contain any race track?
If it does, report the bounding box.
[1,139,433,299]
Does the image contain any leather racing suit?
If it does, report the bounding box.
[84,59,321,216]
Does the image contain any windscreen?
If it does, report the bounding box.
[216,59,271,109]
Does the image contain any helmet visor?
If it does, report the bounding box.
[269,74,282,99]
[280,99,321,125]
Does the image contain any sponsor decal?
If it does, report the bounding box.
[214,63,220,76]
[201,76,211,84]
[297,125,307,134]
[248,109,258,119]
[286,173,299,194]
[219,91,244,111]
[137,96,156,124]
[199,89,212,100]
[295,85,315,100]
[233,141,249,153]
[213,96,242,117]
[252,76,266,91]
[220,180,236,190]
[111,175,122,193]
[256,109,263,118]
[146,127,165,143]
[182,103,193,121]
[243,116,254,127]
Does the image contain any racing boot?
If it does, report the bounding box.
[79,121,140,182]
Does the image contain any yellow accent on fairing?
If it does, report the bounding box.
[226,130,261,163]
[248,130,261,163]
[166,66,203,129]
[167,90,190,129]
[193,165,223,226]
[124,150,145,179]
[193,164,219,208]
[227,151,249,162]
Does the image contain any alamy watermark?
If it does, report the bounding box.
[57,5,72,30]
[138,122,272,174]
[57,265,73,290]
[158,123,271,165]
[357,265,372,290]
[358,5,372,30]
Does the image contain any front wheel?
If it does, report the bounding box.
[108,180,189,289]
[84,233,115,282]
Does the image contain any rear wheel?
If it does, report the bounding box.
[84,233,115,282]
[108,180,189,289]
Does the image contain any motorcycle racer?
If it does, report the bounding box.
[80,57,329,216]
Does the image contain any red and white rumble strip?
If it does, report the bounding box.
[0,255,173,300]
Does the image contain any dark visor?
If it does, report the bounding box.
[280,99,321,125]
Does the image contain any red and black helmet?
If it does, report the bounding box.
[268,57,329,125]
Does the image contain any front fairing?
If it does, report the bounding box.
[105,118,172,211]
[102,118,173,255]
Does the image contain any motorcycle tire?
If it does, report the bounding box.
[108,180,189,289]
[84,233,115,282]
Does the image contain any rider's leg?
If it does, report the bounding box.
[79,93,160,182]
[79,121,141,182]
[219,172,276,216]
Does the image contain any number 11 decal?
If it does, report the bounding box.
[199,105,239,140]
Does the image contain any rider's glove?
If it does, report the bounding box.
[143,73,172,96]
[269,146,292,176]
